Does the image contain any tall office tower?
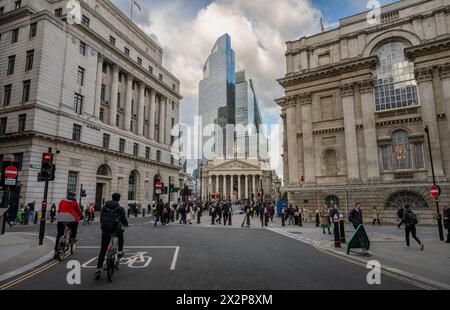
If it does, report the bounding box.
[198,34,235,163]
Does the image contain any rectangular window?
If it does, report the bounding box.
[109,36,116,46]
[133,143,139,156]
[137,57,142,66]
[119,139,125,153]
[77,66,85,86]
[145,147,150,159]
[103,133,110,149]
[81,15,90,27]
[18,114,26,132]
[156,150,161,162]
[102,63,107,74]
[0,118,7,135]
[159,74,163,81]
[15,1,22,10]
[25,50,34,71]
[74,93,83,114]
[172,84,176,91]
[0,7,4,15]
[171,155,174,165]
[101,84,106,101]
[11,29,19,43]
[116,115,120,127]
[379,146,389,171]
[67,171,78,195]
[7,55,15,76]
[14,153,23,171]
[99,108,104,122]
[72,124,82,141]
[3,85,12,106]
[117,93,121,108]
[124,47,130,56]
[29,22,37,38]
[148,66,153,74]
[80,41,87,56]
[54,8,62,17]
[22,80,31,103]
[415,144,425,169]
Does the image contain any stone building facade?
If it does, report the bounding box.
[277,0,450,223]
[0,0,182,210]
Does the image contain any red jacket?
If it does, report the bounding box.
[58,199,83,222]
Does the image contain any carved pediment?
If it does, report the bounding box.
[211,159,260,171]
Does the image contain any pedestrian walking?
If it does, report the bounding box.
[372,206,381,226]
[397,206,405,228]
[288,205,295,225]
[210,203,216,225]
[154,199,165,227]
[164,202,171,225]
[320,206,332,234]
[442,206,449,243]
[294,206,300,225]
[329,204,340,235]
[216,203,222,224]
[349,203,363,229]
[50,203,57,223]
[281,207,286,227]
[402,205,424,250]
[223,202,230,225]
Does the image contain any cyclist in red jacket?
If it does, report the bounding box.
[54,192,83,259]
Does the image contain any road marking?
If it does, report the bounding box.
[0,260,59,290]
[171,247,180,271]
[266,227,440,290]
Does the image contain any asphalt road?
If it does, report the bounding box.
[1,217,421,290]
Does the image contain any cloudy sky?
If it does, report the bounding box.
[111,0,396,176]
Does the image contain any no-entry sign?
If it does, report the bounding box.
[4,166,18,179]
[431,185,441,198]
[155,182,162,190]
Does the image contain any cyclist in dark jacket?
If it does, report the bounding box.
[95,193,128,280]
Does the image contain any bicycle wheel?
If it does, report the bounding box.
[106,256,115,282]
[70,240,76,255]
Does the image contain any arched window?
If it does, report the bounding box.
[97,165,109,176]
[384,191,429,209]
[128,171,138,201]
[325,195,339,207]
[373,41,419,111]
[392,130,412,170]
[324,149,338,176]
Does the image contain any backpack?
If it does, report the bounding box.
[397,208,404,219]
[101,207,121,233]
[411,212,419,225]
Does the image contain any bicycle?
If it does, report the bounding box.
[57,223,76,261]
[105,232,120,282]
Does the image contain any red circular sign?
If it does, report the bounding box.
[155,182,162,189]
[431,185,441,198]
[4,166,18,179]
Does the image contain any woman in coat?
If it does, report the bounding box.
[320,206,332,234]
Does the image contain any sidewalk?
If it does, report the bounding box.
[0,233,54,283]
[269,221,450,289]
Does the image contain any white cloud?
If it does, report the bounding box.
[120,0,322,177]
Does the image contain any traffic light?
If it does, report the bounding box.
[40,152,54,181]
[80,189,87,198]
[169,183,175,193]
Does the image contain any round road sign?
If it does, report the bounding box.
[4,166,18,179]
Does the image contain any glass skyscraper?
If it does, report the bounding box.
[199,34,236,163]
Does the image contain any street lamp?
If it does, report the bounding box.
[424,126,444,241]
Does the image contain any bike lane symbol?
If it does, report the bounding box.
[81,252,152,269]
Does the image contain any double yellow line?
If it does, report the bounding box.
[313,244,437,290]
[0,259,59,290]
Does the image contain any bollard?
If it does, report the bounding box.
[281,211,286,227]
[315,210,320,227]
[143,208,145,217]
[229,211,232,226]
[333,215,341,248]
[299,213,303,227]
[339,214,346,243]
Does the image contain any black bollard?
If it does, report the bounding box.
[229,211,232,226]
[299,213,303,227]
[281,212,286,227]
[315,210,320,227]
[143,208,146,217]
[339,214,346,243]
[34,211,38,224]
[333,215,341,248]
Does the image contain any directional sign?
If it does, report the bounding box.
[4,166,18,179]
[431,185,441,198]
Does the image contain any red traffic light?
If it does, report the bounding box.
[43,153,53,161]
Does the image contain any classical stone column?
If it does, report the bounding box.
[359,80,380,180]
[252,175,256,198]
[159,96,166,144]
[137,82,145,136]
[286,97,299,184]
[149,89,156,140]
[237,175,241,200]
[223,175,227,199]
[341,84,360,181]
[124,74,133,132]
[215,175,219,193]
[440,65,450,150]
[94,54,104,119]
[416,68,444,176]
[109,65,120,127]
[245,175,249,199]
[166,99,172,145]
[301,93,315,183]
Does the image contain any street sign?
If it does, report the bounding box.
[4,166,18,179]
[431,185,441,198]
[155,189,162,194]
[5,179,16,186]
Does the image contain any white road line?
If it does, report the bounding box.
[170,247,180,271]
[77,246,179,249]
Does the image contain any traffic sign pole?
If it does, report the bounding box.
[39,147,52,246]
